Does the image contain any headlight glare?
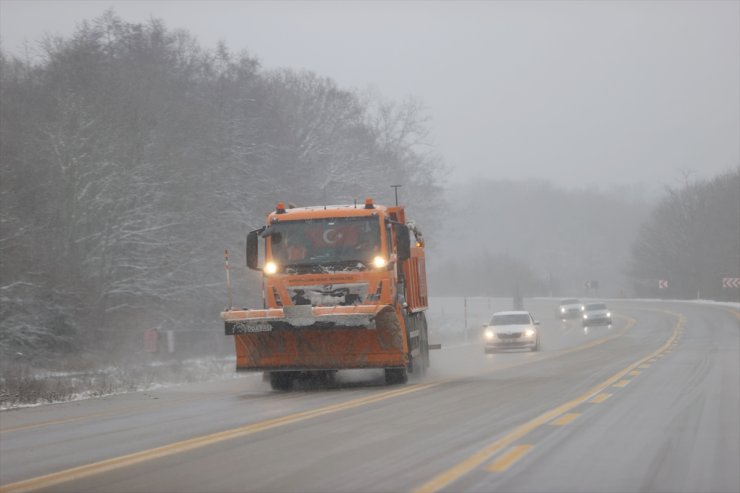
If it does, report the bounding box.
[484,329,494,340]
[264,261,278,275]
[525,328,535,338]
[372,256,387,268]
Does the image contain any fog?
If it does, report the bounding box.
[2,0,738,188]
[0,2,737,387]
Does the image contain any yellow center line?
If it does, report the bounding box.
[629,370,641,377]
[638,364,651,369]
[412,312,683,493]
[589,393,611,404]
[486,444,533,472]
[613,379,631,388]
[549,413,580,426]
[0,383,436,493]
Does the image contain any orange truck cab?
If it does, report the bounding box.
[221,198,432,389]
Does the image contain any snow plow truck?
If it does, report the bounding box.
[221,198,433,390]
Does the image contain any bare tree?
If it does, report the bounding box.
[628,168,739,299]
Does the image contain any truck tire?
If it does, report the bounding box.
[384,367,408,385]
[269,371,294,391]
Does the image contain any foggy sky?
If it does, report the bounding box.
[1,0,738,190]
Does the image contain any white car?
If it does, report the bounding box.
[557,298,583,319]
[582,302,612,327]
[483,311,541,353]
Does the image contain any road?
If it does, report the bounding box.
[1,299,738,493]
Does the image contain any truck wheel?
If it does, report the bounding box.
[269,371,294,391]
[384,368,408,385]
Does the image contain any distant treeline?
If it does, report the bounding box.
[0,12,445,360]
[628,169,739,300]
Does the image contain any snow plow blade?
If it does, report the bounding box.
[222,304,381,334]
[221,304,407,371]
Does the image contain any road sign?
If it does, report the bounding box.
[722,277,740,288]
[658,280,668,289]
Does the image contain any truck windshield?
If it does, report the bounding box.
[267,216,382,271]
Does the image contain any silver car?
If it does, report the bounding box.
[483,311,541,353]
[582,302,612,327]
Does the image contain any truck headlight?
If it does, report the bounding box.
[525,329,535,338]
[484,329,494,340]
[264,261,278,275]
[372,256,387,268]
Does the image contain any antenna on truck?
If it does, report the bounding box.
[224,250,232,310]
[390,184,402,206]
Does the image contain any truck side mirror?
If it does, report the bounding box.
[246,228,263,271]
[395,224,411,261]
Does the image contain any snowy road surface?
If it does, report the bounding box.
[1,299,738,493]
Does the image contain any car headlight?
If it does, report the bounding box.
[372,256,387,268]
[606,312,611,317]
[264,261,278,275]
[560,307,566,313]
[484,329,494,340]
[525,328,535,338]
[583,314,588,319]
[580,305,585,311]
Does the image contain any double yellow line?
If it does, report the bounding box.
[412,311,684,493]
